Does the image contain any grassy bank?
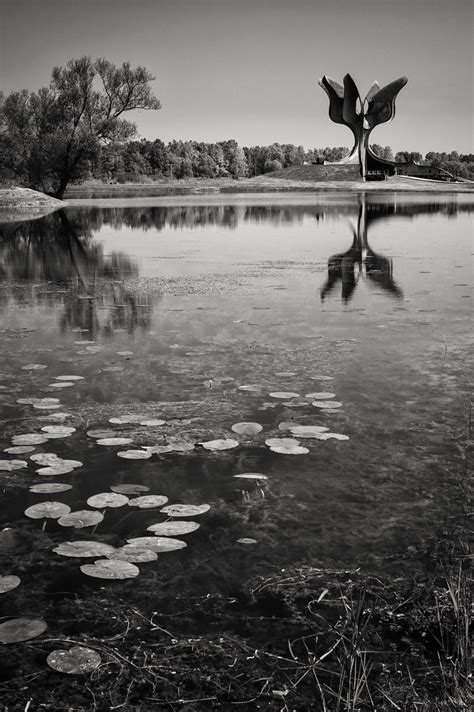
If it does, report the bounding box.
[1,556,471,710]
[64,175,474,200]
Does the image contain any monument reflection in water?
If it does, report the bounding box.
[320,197,404,304]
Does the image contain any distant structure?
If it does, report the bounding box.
[318,74,455,181]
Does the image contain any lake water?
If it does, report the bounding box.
[0,192,472,610]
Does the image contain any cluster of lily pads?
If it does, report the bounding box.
[0,358,350,669]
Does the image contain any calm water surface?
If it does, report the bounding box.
[0,192,472,603]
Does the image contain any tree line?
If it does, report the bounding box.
[81,141,474,183]
[0,56,472,198]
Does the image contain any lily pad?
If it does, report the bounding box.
[233,473,268,481]
[269,391,300,399]
[110,484,150,495]
[160,503,210,517]
[96,438,133,446]
[36,464,76,476]
[117,450,152,460]
[238,385,261,392]
[166,438,195,452]
[21,364,47,371]
[47,646,101,675]
[25,502,71,519]
[80,560,139,579]
[4,446,36,455]
[310,375,333,381]
[87,429,118,439]
[265,437,300,448]
[289,426,331,439]
[305,392,336,400]
[126,536,187,552]
[30,453,61,466]
[139,419,166,427]
[54,375,85,381]
[53,541,116,557]
[198,439,239,451]
[87,493,129,509]
[41,426,76,435]
[29,483,73,493]
[237,538,257,544]
[11,434,50,445]
[277,421,297,431]
[0,460,27,471]
[0,618,47,643]
[106,546,158,563]
[142,445,174,455]
[128,495,168,509]
[312,401,343,409]
[33,403,61,410]
[281,399,311,408]
[324,433,350,441]
[108,415,142,425]
[48,382,75,388]
[147,521,200,536]
[58,510,104,528]
[231,422,263,436]
[270,444,309,455]
[0,575,21,594]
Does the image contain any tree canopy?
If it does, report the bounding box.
[0,56,160,198]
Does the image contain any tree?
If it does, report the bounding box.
[394,151,422,164]
[0,57,160,198]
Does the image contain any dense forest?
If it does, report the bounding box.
[80,140,474,183]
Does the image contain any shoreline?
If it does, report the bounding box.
[64,175,474,198]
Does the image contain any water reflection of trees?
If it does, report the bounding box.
[60,198,471,233]
[0,211,157,338]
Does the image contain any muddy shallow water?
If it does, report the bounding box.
[0,192,472,609]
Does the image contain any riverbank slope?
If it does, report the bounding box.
[0,187,66,221]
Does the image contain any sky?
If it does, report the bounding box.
[1,0,472,153]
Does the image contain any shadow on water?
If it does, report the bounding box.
[0,210,158,338]
[320,196,404,303]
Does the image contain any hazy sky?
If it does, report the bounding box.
[1,0,472,152]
